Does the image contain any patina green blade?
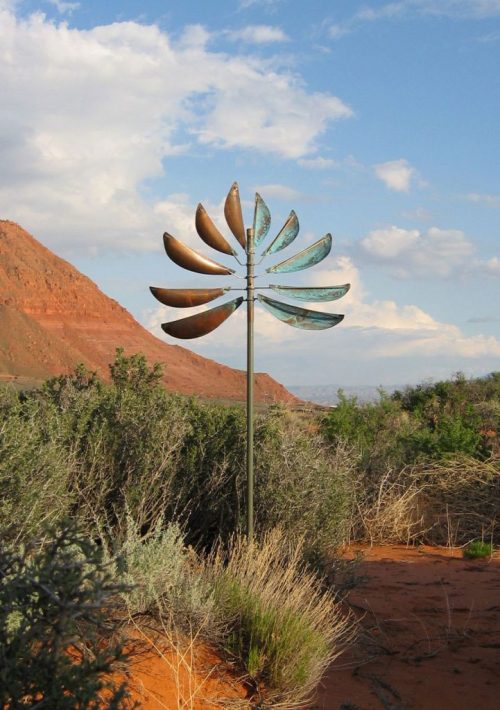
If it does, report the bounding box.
[258,294,343,330]
[268,283,350,302]
[253,193,271,248]
[150,286,230,308]
[162,297,244,339]
[261,211,299,256]
[266,234,332,274]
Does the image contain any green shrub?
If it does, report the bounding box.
[0,387,75,542]
[255,406,357,557]
[0,523,132,709]
[463,540,493,559]
[206,530,354,705]
[110,516,217,635]
[323,374,498,470]
[3,355,499,557]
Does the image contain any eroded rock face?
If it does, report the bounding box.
[0,220,297,403]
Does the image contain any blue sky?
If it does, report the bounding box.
[1,0,499,386]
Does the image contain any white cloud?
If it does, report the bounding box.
[360,226,475,277]
[410,1,500,20]
[48,0,80,14]
[355,1,500,21]
[0,8,351,252]
[253,184,302,200]
[225,25,289,44]
[298,156,337,170]
[472,256,500,275]
[360,225,500,281]
[402,206,433,222]
[467,192,500,207]
[238,0,284,9]
[308,257,500,360]
[328,23,351,39]
[478,30,500,42]
[196,73,351,159]
[327,2,500,42]
[374,159,417,192]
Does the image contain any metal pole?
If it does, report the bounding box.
[246,227,254,541]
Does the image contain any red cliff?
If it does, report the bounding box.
[0,220,296,404]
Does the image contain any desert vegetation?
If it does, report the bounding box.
[1,352,498,707]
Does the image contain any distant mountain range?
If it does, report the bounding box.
[287,384,406,406]
[0,220,297,404]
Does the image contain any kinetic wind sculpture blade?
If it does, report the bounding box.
[151,182,350,540]
[161,297,244,339]
[268,284,351,302]
[195,204,237,256]
[261,210,299,256]
[266,234,332,273]
[224,182,246,249]
[253,193,271,247]
[163,233,234,275]
[258,294,344,330]
[150,286,230,308]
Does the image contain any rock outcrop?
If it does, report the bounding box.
[0,220,296,403]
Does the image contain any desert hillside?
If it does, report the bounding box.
[0,220,296,403]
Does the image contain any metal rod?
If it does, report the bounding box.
[246,226,255,541]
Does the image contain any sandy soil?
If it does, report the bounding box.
[315,545,500,710]
[113,634,249,709]
[111,546,499,709]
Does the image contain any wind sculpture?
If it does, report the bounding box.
[150,182,350,540]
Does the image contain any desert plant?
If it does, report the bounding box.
[411,454,500,545]
[205,529,355,706]
[37,352,192,540]
[349,454,500,546]
[0,388,76,542]
[352,465,428,545]
[463,540,493,559]
[110,516,218,637]
[0,522,132,709]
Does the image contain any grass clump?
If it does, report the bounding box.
[206,530,354,706]
[463,540,493,559]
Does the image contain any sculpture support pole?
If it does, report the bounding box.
[246,227,254,541]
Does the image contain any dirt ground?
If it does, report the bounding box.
[315,545,500,710]
[113,636,248,708]
[115,545,499,709]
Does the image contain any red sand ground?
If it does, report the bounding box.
[113,637,249,708]
[116,546,499,709]
[315,545,500,710]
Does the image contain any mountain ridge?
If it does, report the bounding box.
[0,220,297,403]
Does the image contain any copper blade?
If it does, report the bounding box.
[195,204,237,256]
[266,234,332,274]
[161,297,244,339]
[150,286,230,308]
[163,233,234,276]
[224,182,246,249]
[253,193,271,247]
[258,294,343,330]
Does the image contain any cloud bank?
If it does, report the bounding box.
[0,7,351,252]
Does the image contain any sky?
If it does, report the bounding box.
[1,0,499,387]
